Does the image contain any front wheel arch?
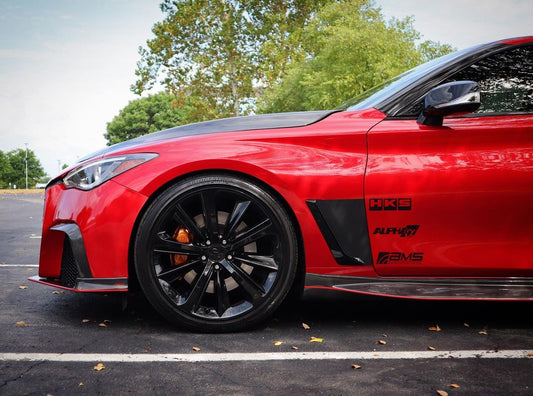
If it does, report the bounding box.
[128,169,305,297]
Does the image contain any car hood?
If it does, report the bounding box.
[80,110,338,162]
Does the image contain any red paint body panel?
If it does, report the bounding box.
[366,115,533,276]
[112,109,385,276]
[39,181,148,279]
[500,36,533,45]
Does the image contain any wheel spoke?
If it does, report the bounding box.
[157,259,202,283]
[214,270,231,317]
[220,258,265,300]
[153,232,203,255]
[223,200,251,238]
[180,263,214,312]
[229,219,272,250]
[201,190,219,240]
[172,203,204,241]
[234,253,278,271]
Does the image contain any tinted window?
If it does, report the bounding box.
[400,45,533,117]
[448,45,533,114]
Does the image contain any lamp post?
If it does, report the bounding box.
[25,143,28,189]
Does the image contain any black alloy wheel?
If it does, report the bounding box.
[134,174,298,332]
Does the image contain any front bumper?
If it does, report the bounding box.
[33,180,148,292]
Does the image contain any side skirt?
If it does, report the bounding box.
[305,273,533,300]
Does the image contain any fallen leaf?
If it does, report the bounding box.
[15,321,26,327]
[310,337,323,343]
[449,383,460,389]
[291,346,299,350]
[351,364,362,370]
[273,341,283,346]
[103,319,112,323]
[478,330,488,335]
[377,340,387,345]
[436,391,448,396]
[78,382,84,387]
[382,334,388,338]
[428,346,436,351]
[428,325,441,332]
[93,363,105,371]
[302,323,310,330]
[192,346,201,352]
[52,291,64,294]
[82,319,90,323]
[98,323,107,328]
[463,323,470,328]
[527,352,533,357]
[18,285,28,289]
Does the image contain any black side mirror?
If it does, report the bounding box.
[417,81,481,126]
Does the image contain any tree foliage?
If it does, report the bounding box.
[105,92,190,145]
[258,0,454,112]
[126,0,454,133]
[132,0,327,118]
[0,149,46,189]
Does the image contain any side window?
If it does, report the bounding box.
[446,45,533,114]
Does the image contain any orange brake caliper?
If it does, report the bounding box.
[171,227,193,266]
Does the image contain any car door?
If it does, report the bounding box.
[365,44,533,277]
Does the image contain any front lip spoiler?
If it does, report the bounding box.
[29,275,128,292]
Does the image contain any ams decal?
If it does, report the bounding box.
[369,198,412,211]
[376,252,424,264]
[373,225,419,238]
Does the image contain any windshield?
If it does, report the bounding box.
[339,46,477,111]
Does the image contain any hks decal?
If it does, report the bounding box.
[376,252,424,264]
[369,198,412,211]
[373,225,419,237]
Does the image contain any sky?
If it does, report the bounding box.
[0,0,531,178]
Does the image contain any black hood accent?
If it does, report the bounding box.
[81,110,338,162]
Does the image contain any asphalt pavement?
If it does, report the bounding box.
[1,192,532,395]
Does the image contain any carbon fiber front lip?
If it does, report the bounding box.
[29,275,128,292]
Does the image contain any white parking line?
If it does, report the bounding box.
[0,350,531,363]
[0,264,38,267]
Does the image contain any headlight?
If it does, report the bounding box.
[63,153,158,190]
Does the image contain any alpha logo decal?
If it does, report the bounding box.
[369,198,412,211]
[373,225,419,238]
[376,252,424,264]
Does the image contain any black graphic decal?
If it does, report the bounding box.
[369,198,412,211]
[373,225,419,237]
[376,252,424,264]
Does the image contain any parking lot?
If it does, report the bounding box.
[1,192,532,395]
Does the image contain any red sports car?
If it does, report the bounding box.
[31,37,533,331]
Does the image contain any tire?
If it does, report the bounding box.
[134,174,298,332]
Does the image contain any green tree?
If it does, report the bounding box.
[105,91,189,145]
[419,40,455,63]
[133,0,327,118]
[5,148,46,189]
[258,0,454,112]
[0,150,14,189]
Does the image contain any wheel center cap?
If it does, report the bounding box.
[208,245,226,261]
